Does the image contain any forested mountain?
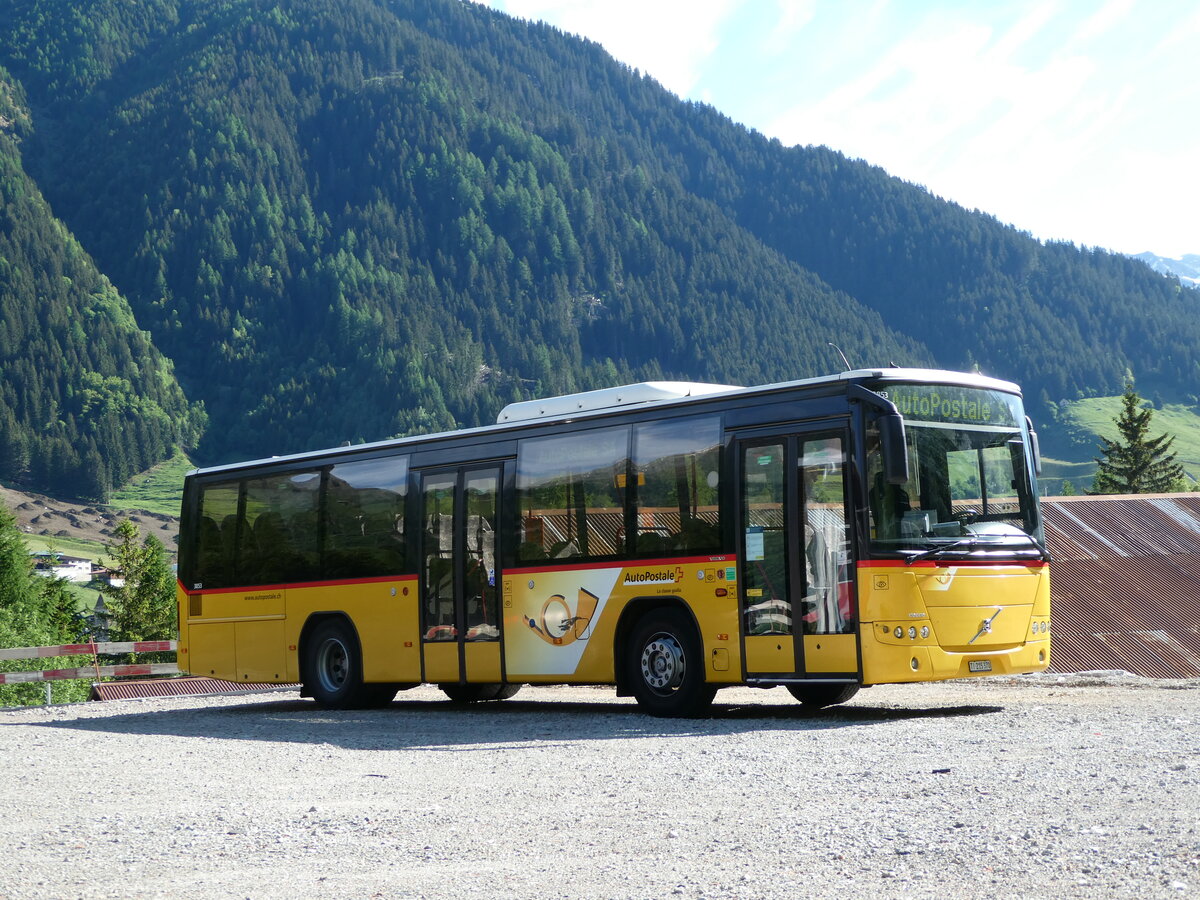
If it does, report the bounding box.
[0,64,203,499]
[0,0,1196,496]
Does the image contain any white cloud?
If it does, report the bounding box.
[1070,0,1135,46]
[481,0,742,96]
[762,0,817,57]
[473,0,1200,255]
[760,2,1190,251]
[766,19,1010,173]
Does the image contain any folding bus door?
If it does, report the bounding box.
[738,430,859,681]
[418,466,503,685]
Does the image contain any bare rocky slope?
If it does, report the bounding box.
[0,483,178,557]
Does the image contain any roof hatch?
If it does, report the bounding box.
[496,381,743,424]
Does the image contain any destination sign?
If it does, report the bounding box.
[875,384,1022,428]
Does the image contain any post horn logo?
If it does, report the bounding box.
[524,588,599,646]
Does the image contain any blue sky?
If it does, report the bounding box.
[475,1,1198,258]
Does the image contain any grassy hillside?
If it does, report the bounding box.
[22,532,108,562]
[1040,397,1200,495]
[108,449,192,518]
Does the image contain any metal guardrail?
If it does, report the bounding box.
[0,641,179,687]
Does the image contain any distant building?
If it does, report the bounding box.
[91,565,125,588]
[30,551,92,583]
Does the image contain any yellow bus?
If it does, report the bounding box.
[176,368,1050,716]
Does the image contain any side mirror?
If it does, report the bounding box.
[1025,416,1043,476]
[878,412,909,485]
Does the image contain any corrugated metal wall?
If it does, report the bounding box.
[89,677,295,702]
[1043,494,1200,678]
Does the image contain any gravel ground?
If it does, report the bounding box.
[1,674,1198,900]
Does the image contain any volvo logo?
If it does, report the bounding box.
[969,608,1003,645]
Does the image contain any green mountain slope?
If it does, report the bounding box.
[0,0,926,467]
[0,64,203,499]
[1040,396,1200,494]
[0,0,1195,486]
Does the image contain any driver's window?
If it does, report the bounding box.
[867,432,916,541]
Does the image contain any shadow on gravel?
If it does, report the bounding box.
[24,695,1003,750]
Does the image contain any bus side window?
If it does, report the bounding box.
[240,472,321,586]
[516,427,629,562]
[632,415,722,556]
[325,456,410,578]
[196,481,241,589]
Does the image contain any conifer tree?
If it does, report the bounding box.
[0,503,39,642]
[0,503,91,706]
[1091,381,1186,494]
[103,521,176,647]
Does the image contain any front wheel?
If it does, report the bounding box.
[627,608,716,718]
[786,683,860,709]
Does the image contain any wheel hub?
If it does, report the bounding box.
[317,638,349,692]
[641,635,685,691]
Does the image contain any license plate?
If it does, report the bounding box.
[968,660,992,673]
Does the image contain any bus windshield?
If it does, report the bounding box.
[866,383,1043,556]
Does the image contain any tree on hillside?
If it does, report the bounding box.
[103,520,176,648]
[0,504,40,643]
[1091,381,1186,494]
[0,503,91,706]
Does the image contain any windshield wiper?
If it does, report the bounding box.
[1016,533,1051,561]
[904,533,1050,566]
[905,538,979,566]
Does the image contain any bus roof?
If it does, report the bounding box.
[495,381,745,424]
[184,367,1022,479]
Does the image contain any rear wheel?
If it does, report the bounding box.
[627,608,716,718]
[440,683,523,703]
[786,683,860,709]
[303,619,392,709]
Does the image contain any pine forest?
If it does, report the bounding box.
[0,0,1196,500]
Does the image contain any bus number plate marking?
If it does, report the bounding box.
[968,660,992,673]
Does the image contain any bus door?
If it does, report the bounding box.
[418,466,503,685]
[738,430,859,681]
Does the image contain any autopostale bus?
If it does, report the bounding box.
[176,369,1051,717]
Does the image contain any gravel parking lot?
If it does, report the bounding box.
[1,674,1198,899]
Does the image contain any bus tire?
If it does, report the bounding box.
[627,607,716,718]
[303,618,380,709]
[440,683,523,703]
[786,683,860,708]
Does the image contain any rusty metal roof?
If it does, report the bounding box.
[1044,493,1200,558]
[1042,494,1200,678]
[89,676,296,702]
